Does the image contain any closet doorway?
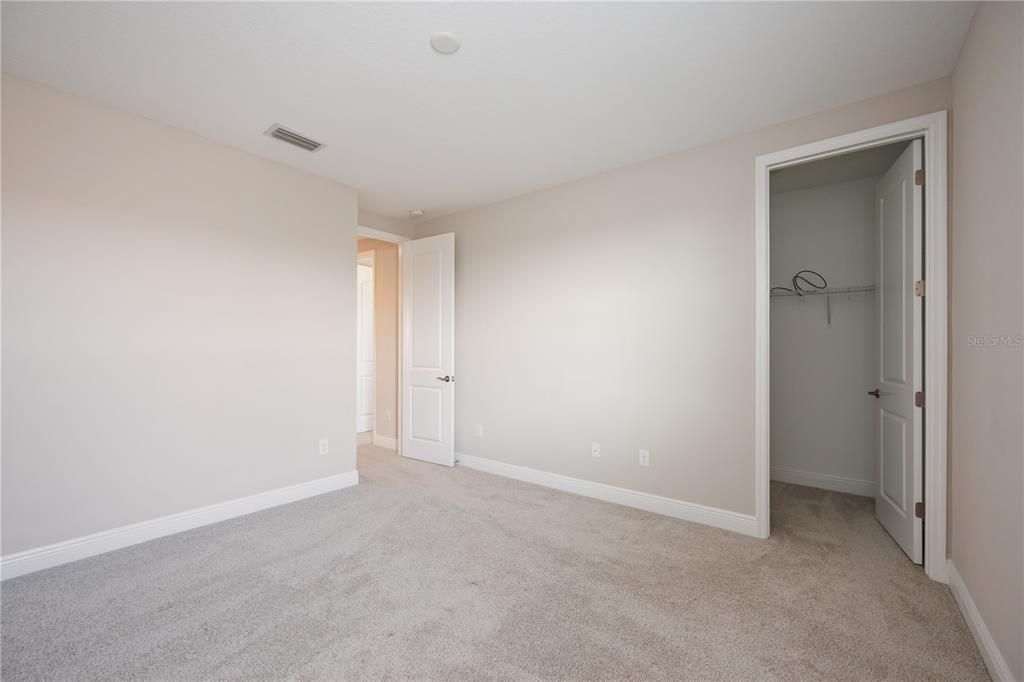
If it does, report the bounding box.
[771,139,923,560]
[754,113,949,581]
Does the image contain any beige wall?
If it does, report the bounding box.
[950,3,1024,678]
[417,77,951,516]
[357,238,400,441]
[1,76,360,555]
[358,209,417,240]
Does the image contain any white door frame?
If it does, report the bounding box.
[357,225,410,453]
[358,225,410,245]
[754,111,948,583]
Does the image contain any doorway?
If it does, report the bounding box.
[356,250,375,434]
[754,112,949,582]
[355,227,457,467]
[356,237,399,450]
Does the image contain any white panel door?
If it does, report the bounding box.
[356,261,375,433]
[873,139,923,563]
[402,233,455,466]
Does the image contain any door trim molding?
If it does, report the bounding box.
[0,471,359,580]
[754,111,948,582]
[357,225,410,243]
[457,453,759,537]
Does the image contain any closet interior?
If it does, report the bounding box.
[769,140,913,508]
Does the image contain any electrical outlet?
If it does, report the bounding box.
[591,442,601,458]
[319,439,329,455]
[639,449,650,467]
[476,424,484,437]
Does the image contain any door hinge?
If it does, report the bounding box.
[915,391,925,408]
[915,169,925,186]
[914,280,925,297]
[915,501,925,519]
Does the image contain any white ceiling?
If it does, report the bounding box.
[2,2,975,221]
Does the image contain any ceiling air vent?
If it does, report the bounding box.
[263,124,325,152]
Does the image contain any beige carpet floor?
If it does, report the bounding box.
[1,440,988,680]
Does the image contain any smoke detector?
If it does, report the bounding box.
[409,209,425,219]
[430,32,460,55]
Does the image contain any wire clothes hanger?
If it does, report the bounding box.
[771,270,834,327]
[774,268,831,327]
[771,269,878,327]
[770,269,828,296]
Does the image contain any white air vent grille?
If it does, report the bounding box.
[263,124,325,152]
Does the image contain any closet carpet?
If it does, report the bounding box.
[2,440,987,680]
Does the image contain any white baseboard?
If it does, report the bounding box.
[1,470,359,581]
[456,453,758,537]
[947,560,1015,681]
[372,433,398,450]
[771,466,875,497]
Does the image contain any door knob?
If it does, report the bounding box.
[867,389,880,398]
[435,375,452,383]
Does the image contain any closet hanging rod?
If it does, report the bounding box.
[769,285,876,298]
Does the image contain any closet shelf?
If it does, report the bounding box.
[770,285,876,298]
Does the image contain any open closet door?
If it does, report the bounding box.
[401,233,455,466]
[873,139,923,563]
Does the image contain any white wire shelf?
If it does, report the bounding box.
[770,285,876,298]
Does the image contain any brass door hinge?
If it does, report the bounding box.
[915,391,925,408]
[915,501,925,519]
[915,280,925,297]
[915,169,925,186]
